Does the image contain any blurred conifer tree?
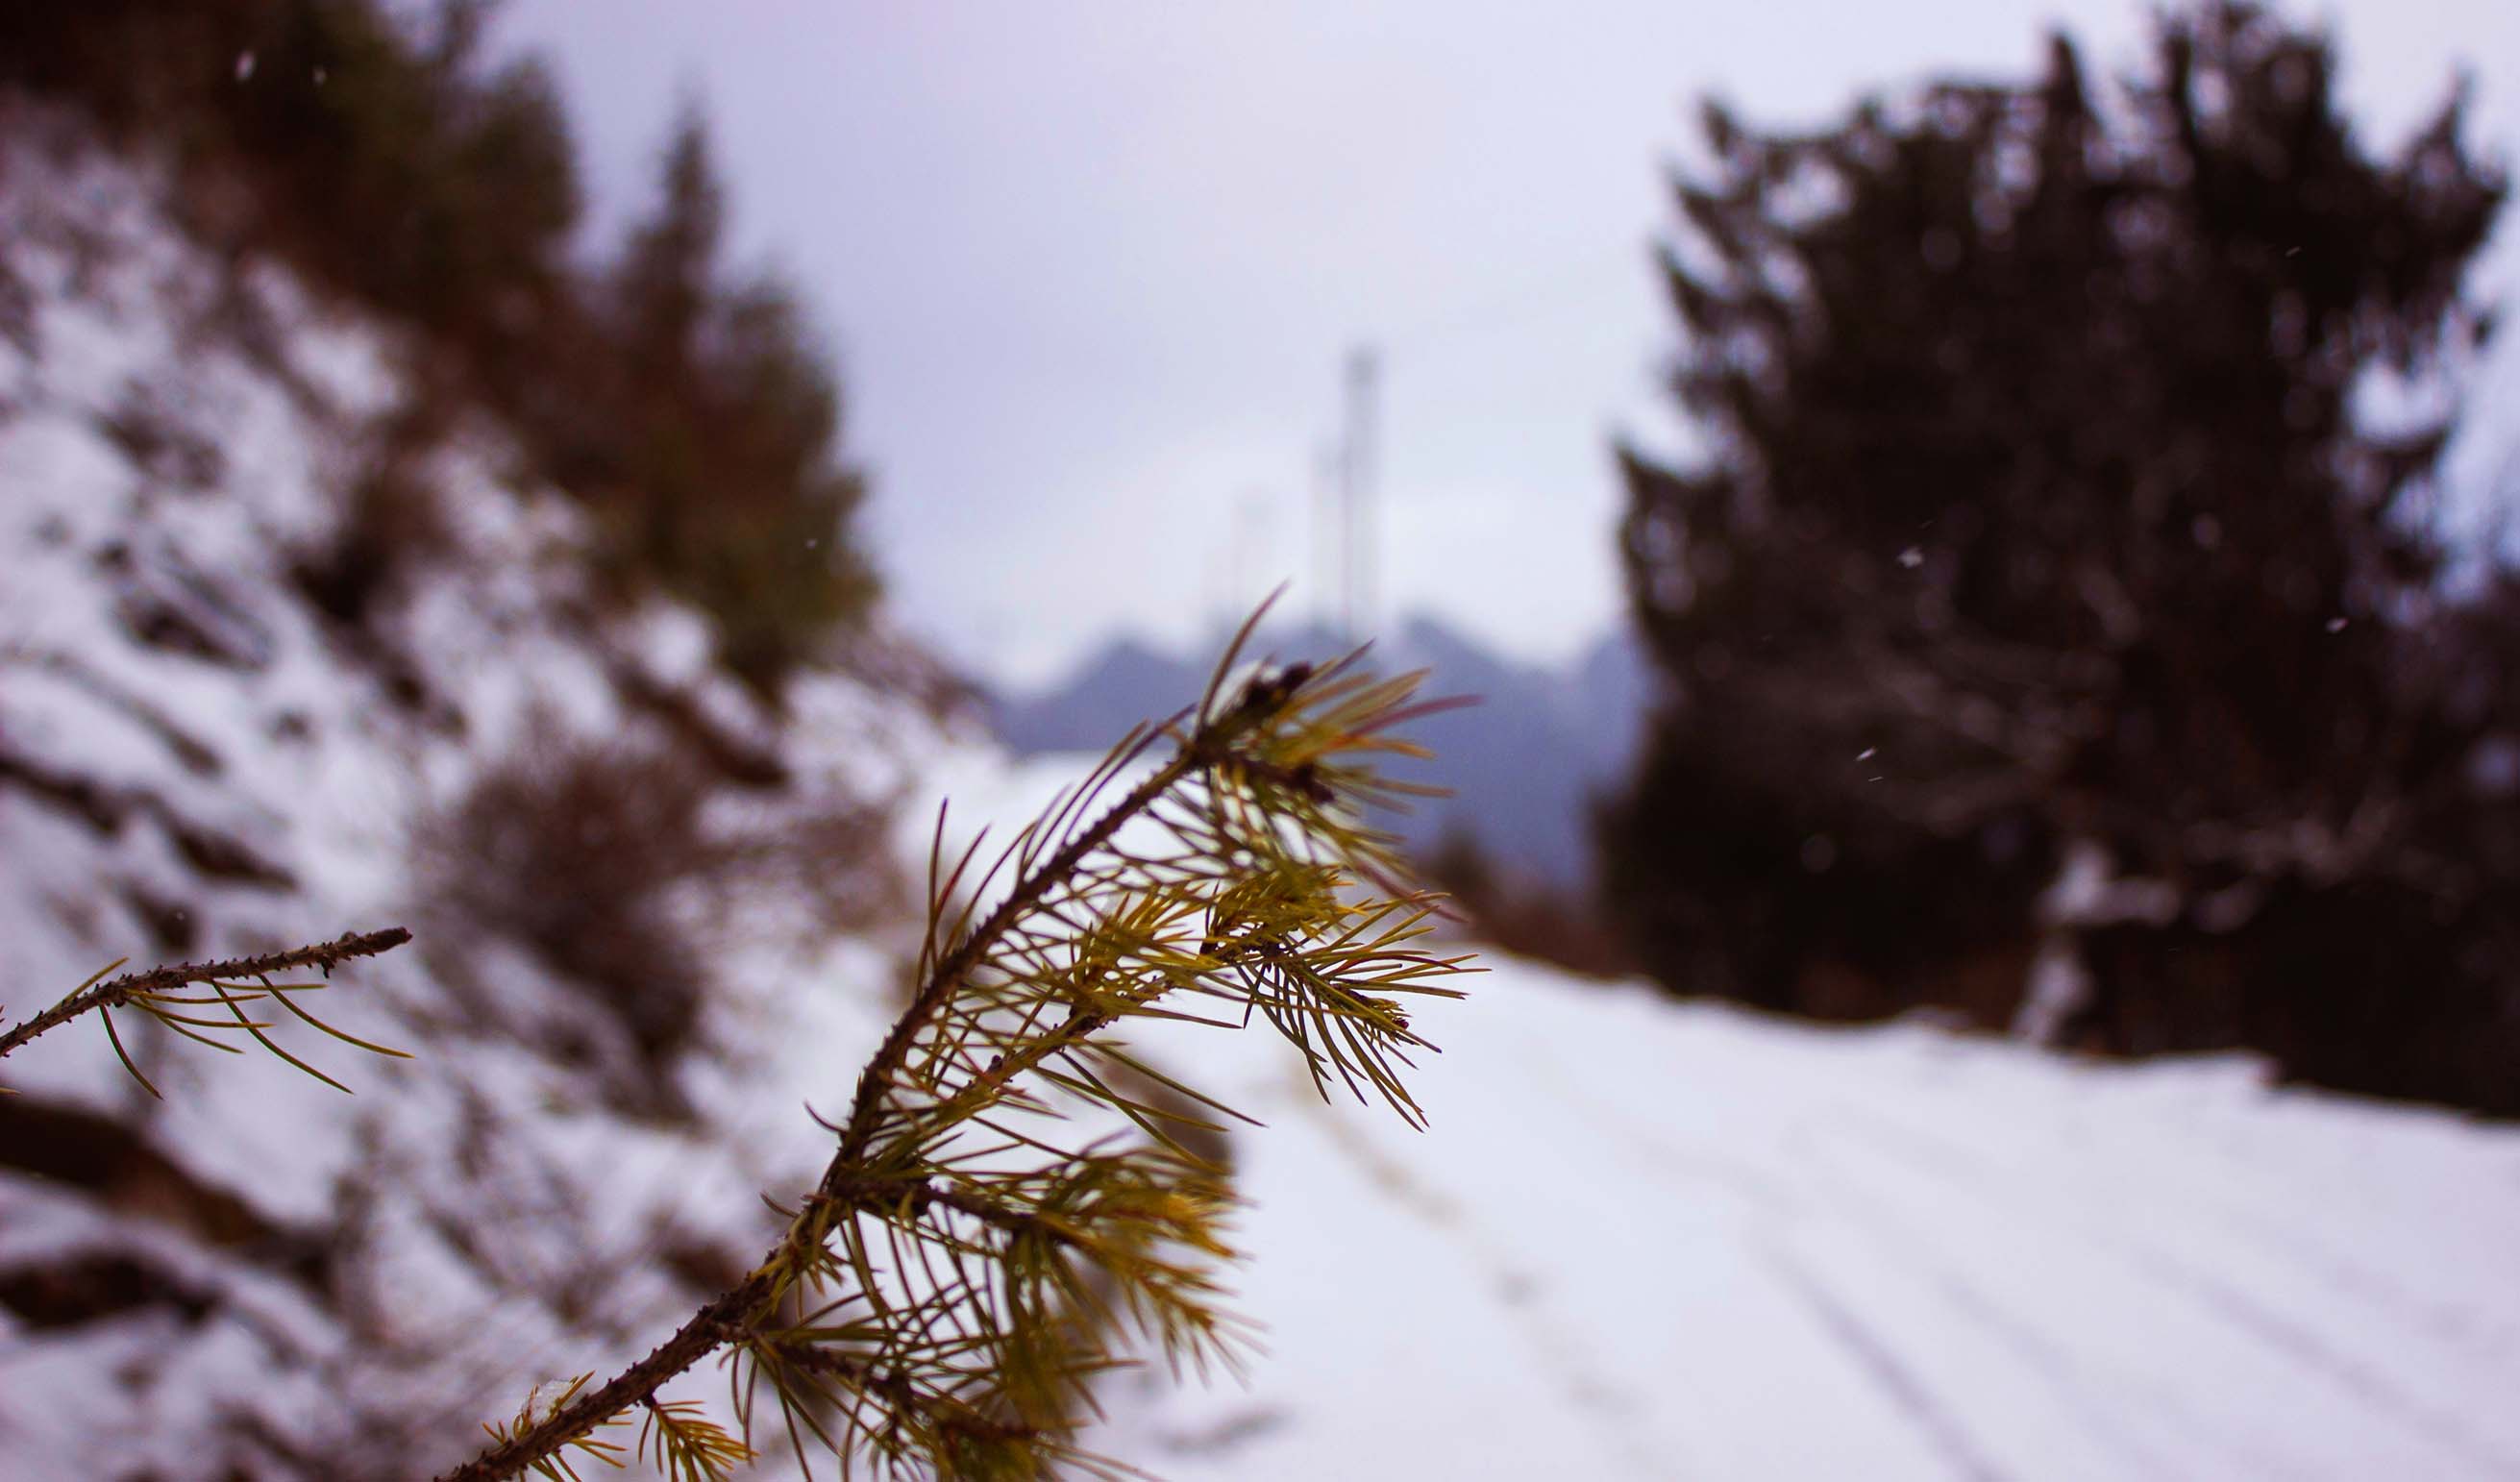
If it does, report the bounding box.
[1600,1,2511,1104]
[583,107,878,690]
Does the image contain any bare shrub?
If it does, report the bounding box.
[412,709,898,1118]
[415,722,726,1114]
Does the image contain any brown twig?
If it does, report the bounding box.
[0,927,411,1063]
[435,1272,778,1482]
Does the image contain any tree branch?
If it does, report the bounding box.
[430,666,1329,1482]
[0,928,411,1063]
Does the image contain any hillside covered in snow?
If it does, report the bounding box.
[0,111,954,1475]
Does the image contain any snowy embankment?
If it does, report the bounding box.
[937,754,2520,1482]
[0,114,942,1474]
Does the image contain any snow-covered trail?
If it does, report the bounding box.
[1083,963,2520,1479]
[908,752,2520,1480]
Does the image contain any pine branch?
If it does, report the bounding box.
[442,1278,776,1482]
[439,605,1476,1480]
[824,664,1284,1175]
[0,928,412,1096]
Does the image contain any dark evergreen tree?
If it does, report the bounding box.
[616,103,725,401]
[586,108,880,690]
[1599,2,2510,1102]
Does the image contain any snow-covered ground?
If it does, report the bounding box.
[939,755,2520,1482]
[1117,965,2520,1480]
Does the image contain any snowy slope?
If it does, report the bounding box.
[936,754,2520,1482]
[0,111,946,1476]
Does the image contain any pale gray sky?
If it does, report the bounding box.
[494,0,2520,688]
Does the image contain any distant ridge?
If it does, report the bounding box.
[988,615,1648,891]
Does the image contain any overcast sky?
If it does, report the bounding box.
[492,0,2520,690]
